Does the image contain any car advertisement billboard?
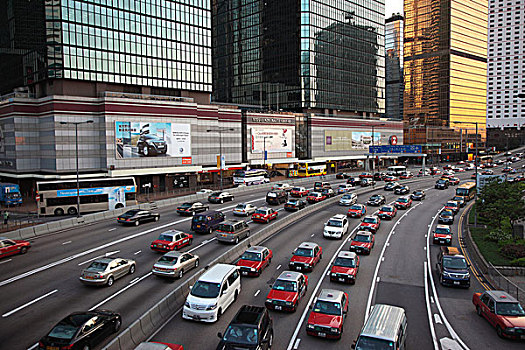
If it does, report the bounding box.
[324,130,382,151]
[115,121,191,158]
[351,131,381,150]
[251,127,293,153]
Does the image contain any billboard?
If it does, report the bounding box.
[115,122,191,159]
[251,127,293,153]
[324,130,382,151]
[352,131,381,150]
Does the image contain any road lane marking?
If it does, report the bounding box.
[434,314,443,324]
[108,228,116,232]
[77,250,120,266]
[311,233,315,237]
[89,272,152,311]
[276,264,281,270]
[431,296,434,303]
[293,339,301,349]
[0,259,12,265]
[254,290,260,297]
[424,262,439,350]
[187,238,217,253]
[129,277,139,284]
[62,241,72,245]
[2,289,58,317]
[134,250,141,255]
[376,277,380,283]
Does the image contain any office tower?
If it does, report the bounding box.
[385,14,404,120]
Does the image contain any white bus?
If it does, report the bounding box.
[233,169,269,186]
[387,165,407,175]
[37,177,137,216]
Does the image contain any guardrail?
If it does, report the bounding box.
[102,175,431,350]
[487,262,525,304]
[2,175,337,241]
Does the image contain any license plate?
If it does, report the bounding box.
[454,281,460,285]
[440,240,445,244]
[242,271,248,275]
[318,332,326,337]
[338,278,345,282]
[296,266,302,270]
[196,225,201,228]
[85,276,93,279]
[275,305,282,310]
[47,347,59,350]
[356,249,362,252]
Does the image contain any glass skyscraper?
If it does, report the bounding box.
[385,14,403,120]
[1,0,212,96]
[404,0,488,141]
[213,0,385,116]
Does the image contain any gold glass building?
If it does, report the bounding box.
[404,0,487,152]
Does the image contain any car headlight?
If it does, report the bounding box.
[331,327,340,333]
[443,272,451,278]
[331,273,337,277]
[184,300,190,307]
[289,262,295,265]
[266,299,272,304]
[206,304,217,310]
[250,267,256,272]
[506,327,517,333]
[285,301,293,306]
[307,324,315,330]
[464,273,470,279]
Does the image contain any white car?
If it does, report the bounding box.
[339,193,357,206]
[323,214,349,239]
[337,184,354,194]
[233,203,257,216]
[196,189,213,195]
[271,183,291,191]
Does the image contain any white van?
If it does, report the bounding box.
[387,165,407,175]
[182,264,241,323]
[353,304,407,350]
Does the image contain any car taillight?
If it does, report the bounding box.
[126,218,131,221]
[61,344,75,350]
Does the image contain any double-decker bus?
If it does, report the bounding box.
[37,177,137,216]
[455,182,476,201]
[233,169,269,186]
[297,162,327,177]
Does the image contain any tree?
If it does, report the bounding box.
[478,181,525,232]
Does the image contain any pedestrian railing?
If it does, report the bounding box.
[487,262,525,304]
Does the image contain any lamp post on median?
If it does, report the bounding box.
[371,123,386,171]
[207,127,234,190]
[59,120,94,217]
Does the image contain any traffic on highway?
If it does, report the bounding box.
[1,155,524,350]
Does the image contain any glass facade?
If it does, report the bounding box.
[404,0,487,139]
[385,15,403,120]
[213,0,385,114]
[22,0,212,93]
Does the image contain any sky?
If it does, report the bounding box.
[385,0,404,17]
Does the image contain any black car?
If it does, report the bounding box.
[217,305,273,350]
[411,190,426,201]
[136,134,167,156]
[336,172,349,179]
[284,199,307,211]
[394,185,410,195]
[347,177,361,186]
[367,194,386,206]
[436,246,470,288]
[321,188,336,198]
[373,172,386,181]
[176,202,209,216]
[266,190,288,205]
[439,210,455,225]
[38,310,121,350]
[360,178,375,187]
[435,179,449,189]
[117,209,160,226]
[384,182,400,191]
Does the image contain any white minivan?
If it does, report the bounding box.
[182,264,241,323]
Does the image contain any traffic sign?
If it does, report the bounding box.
[368,145,422,154]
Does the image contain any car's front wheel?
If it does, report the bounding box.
[113,317,121,333]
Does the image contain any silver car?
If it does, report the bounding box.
[233,203,257,216]
[339,193,357,206]
[79,257,136,287]
[152,251,200,279]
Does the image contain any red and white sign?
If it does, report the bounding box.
[182,157,192,165]
[389,135,398,145]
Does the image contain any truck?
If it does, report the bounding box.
[0,183,23,206]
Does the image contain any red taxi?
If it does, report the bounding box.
[306,289,349,339]
[433,225,453,245]
[289,242,322,272]
[378,205,397,220]
[473,290,525,339]
[359,172,373,178]
[347,204,366,218]
[237,246,273,277]
[307,192,327,204]
[383,175,397,182]
[350,231,375,255]
[265,271,308,312]
[150,230,193,252]
[394,196,412,210]
[399,172,413,179]
[290,187,309,197]
[359,215,381,234]
[0,237,31,258]
[330,251,359,284]
[251,207,278,223]
[444,201,460,214]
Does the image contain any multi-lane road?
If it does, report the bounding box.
[0,160,524,350]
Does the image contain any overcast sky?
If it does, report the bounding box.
[385,0,404,17]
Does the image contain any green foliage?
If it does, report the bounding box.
[499,243,525,260]
[486,228,512,243]
[477,181,525,227]
[510,257,525,267]
[470,226,512,266]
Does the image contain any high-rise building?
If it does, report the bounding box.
[0,0,212,102]
[404,0,488,157]
[486,0,525,150]
[385,14,404,120]
[212,0,385,116]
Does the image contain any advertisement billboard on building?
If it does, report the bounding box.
[324,130,382,151]
[251,127,293,153]
[115,122,191,159]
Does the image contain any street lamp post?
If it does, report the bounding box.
[371,123,386,171]
[207,127,234,190]
[60,120,94,217]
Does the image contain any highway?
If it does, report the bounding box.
[1,160,524,350]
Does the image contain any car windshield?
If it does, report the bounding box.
[312,300,342,316]
[435,228,451,235]
[443,257,468,269]
[218,224,234,232]
[120,210,139,218]
[354,234,371,242]
[453,197,463,201]
[193,215,207,222]
[350,205,362,210]
[370,195,381,200]
[380,207,393,212]
[496,302,525,316]
[292,187,303,191]
[334,257,356,267]
[48,323,79,340]
[210,192,221,197]
[287,200,298,205]
[267,192,277,197]
[241,252,262,261]
[441,211,453,216]
[179,203,192,208]
[158,234,174,241]
[294,248,314,257]
[87,261,108,271]
[254,209,268,215]
[309,192,320,197]
[438,180,446,184]
[363,217,377,223]
[342,194,353,200]
[355,336,395,350]
[191,281,221,298]
[327,220,343,227]
[446,203,456,207]
[397,198,408,203]
[273,279,298,292]
[235,204,246,209]
[158,256,178,265]
[223,325,258,345]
